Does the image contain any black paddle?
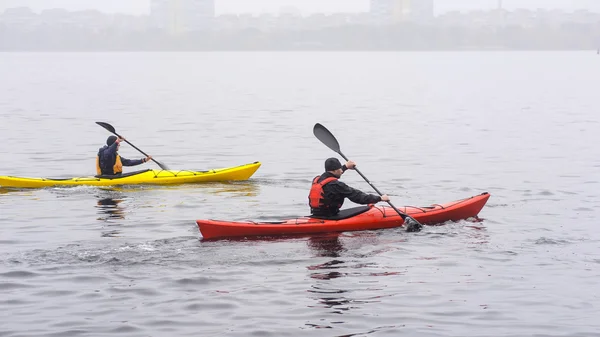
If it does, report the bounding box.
[313,123,423,232]
[96,122,169,170]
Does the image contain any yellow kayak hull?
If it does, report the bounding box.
[0,161,261,188]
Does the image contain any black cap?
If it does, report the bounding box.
[107,135,118,146]
[325,157,342,171]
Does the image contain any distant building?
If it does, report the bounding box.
[0,0,30,14]
[0,6,39,28]
[150,0,215,34]
[369,0,434,24]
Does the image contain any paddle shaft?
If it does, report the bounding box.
[114,133,163,168]
[116,134,150,158]
[97,122,168,170]
[336,151,410,221]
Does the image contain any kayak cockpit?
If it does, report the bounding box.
[309,205,372,220]
[94,169,152,179]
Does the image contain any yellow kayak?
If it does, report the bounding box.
[0,162,261,188]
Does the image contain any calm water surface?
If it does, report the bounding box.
[1,52,599,336]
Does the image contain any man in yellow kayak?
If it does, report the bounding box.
[96,136,152,176]
[309,157,390,217]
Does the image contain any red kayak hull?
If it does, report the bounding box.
[197,192,491,240]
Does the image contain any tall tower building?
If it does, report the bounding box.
[410,0,434,22]
[151,0,215,34]
[370,0,434,24]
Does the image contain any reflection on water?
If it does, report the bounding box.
[96,197,125,221]
[0,187,33,196]
[99,181,261,197]
[307,234,345,258]
[305,234,403,324]
[307,235,348,280]
[96,193,126,238]
[209,181,261,197]
[306,236,363,318]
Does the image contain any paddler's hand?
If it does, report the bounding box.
[380,194,390,202]
[345,160,356,170]
[116,136,125,143]
[144,156,152,163]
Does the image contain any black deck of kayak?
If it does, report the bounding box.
[93,169,152,180]
[38,169,152,181]
[308,206,371,220]
[257,206,372,224]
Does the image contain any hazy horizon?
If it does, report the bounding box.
[2,0,600,16]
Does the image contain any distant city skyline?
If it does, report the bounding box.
[2,0,598,51]
[2,0,600,16]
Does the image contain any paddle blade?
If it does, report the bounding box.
[96,122,116,134]
[155,160,169,170]
[404,217,423,232]
[313,123,341,154]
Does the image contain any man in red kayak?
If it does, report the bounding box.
[309,157,390,217]
[96,136,152,176]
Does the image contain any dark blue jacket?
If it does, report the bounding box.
[97,142,144,175]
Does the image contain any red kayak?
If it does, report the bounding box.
[197,192,490,240]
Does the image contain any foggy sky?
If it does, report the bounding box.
[2,0,600,15]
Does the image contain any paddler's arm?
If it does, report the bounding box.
[121,156,152,166]
[105,141,119,155]
[334,181,383,204]
[341,160,356,173]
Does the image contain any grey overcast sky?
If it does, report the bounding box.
[2,0,600,15]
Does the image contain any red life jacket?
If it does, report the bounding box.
[308,176,339,209]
